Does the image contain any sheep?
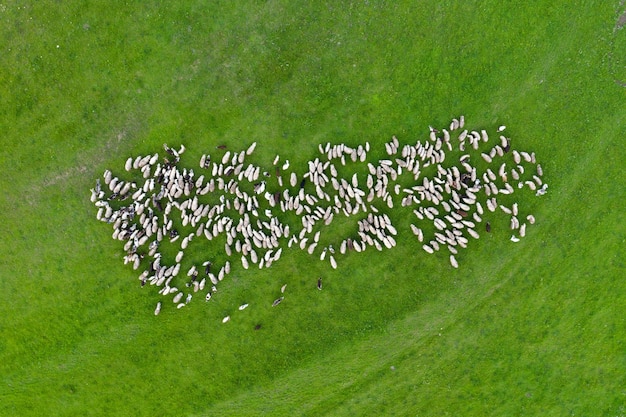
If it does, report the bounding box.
[98,122,548,313]
[272,297,284,307]
[536,184,548,196]
[103,169,113,185]
[208,273,218,285]
[434,218,447,231]
[329,255,337,269]
[183,265,196,278]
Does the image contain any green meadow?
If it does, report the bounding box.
[1,1,625,416]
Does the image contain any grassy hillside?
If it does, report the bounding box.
[1,1,624,416]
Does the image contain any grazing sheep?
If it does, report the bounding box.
[329,255,337,269]
[449,255,459,268]
[536,184,548,196]
[272,297,284,307]
[96,119,547,315]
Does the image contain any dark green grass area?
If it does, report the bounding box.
[1,1,625,416]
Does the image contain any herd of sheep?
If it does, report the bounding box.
[91,116,546,318]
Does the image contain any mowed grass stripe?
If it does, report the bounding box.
[200,238,625,416]
[0,0,624,416]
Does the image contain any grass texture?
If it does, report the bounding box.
[0,1,625,416]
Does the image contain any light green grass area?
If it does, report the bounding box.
[1,1,625,416]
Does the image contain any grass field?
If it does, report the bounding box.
[1,1,625,416]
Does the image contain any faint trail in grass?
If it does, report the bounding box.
[22,128,136,206]
[196,246,526,416]
[40,165,88,188]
